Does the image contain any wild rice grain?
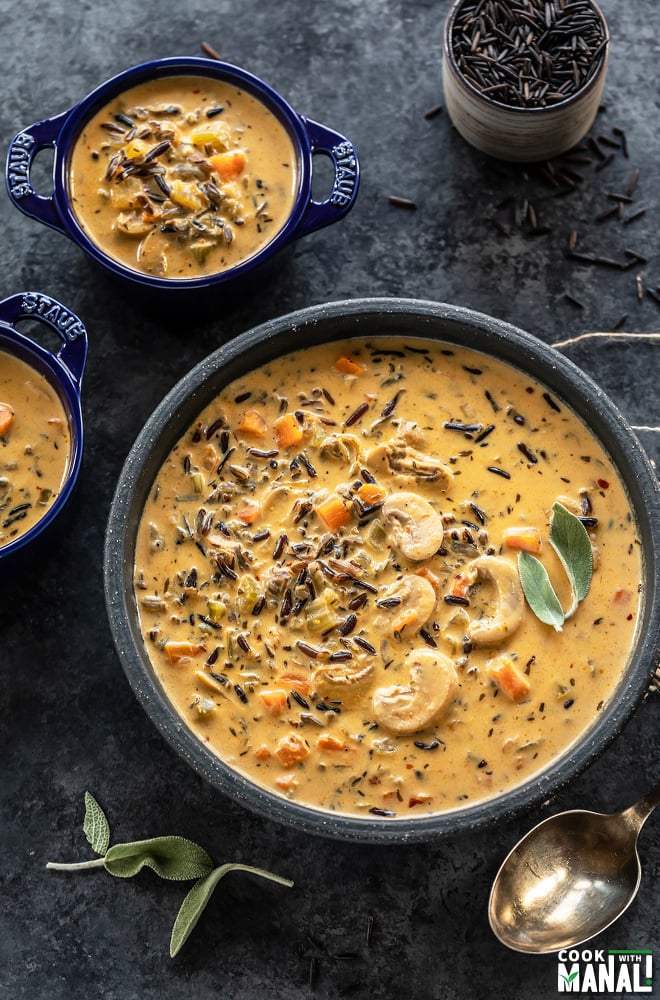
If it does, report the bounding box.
[388,195,417,209]
[201,40,222,60]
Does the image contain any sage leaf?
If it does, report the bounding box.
[518,551,565,630]
[104,836,214,881]
[170,863,294,957]
[549,502,593,618]
[83,792,111,857]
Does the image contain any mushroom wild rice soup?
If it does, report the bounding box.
[0,352,70,547]
[69,75,297,279]
[134,337,641,818]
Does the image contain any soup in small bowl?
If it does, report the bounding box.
[6,58,359,302]
[0,291,87,570]
[104,300,660,841]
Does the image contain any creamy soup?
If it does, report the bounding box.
[0,351,70,546]
[69,76,297,279]
[134,338,641,818]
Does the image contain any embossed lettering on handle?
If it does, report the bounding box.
[5,113,69,235]
[327,140,359,210]
[6,132,35,200]
[0,292,88,386]
[296,118,360,238]
[20,291,87,344]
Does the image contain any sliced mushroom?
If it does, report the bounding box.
[115,211,155,237]
[137,228,169,275]
[381,492,445,561]
[463,555,524,645]
[372,648,457,734]
[318,432,364,467]
[312,657,375,700]
[366,435,453,488]
[379,575,436,637]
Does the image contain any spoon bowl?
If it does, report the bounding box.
[488,782,660,953]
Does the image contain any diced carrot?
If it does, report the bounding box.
[416,566,441,596]
[209,150,247,182]
[334,355,366,376]
[408,793,433,808]
[236,498,260,524]
[273,412,303,449]
[316,495,352,532]
[164,641,206,664]
[274,733,310,767]
[502,526,543,554]
[278,673,311,696]
[447,574,470,600]
[316,734,346,752]
[275,773,298,790]
[488,655,531,703]
[357,482,387,505]
[254,743,272,760]
[259,689,288,715]
[392,608,419,634]
[237,409,267,437]
[0,402,15,436]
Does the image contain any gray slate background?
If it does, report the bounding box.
[0,0,658,997]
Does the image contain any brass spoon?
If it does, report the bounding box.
[488,782,660,954]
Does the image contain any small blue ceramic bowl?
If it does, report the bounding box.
[0,292,87,570]
[5,57,360,305]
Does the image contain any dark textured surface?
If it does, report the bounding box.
[1,2,659,998]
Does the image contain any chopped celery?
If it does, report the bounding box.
[191,471,206,494]
[207,599,226,622]
[306,597,338,633]
[364,519,387,548]
[192,697,217,718]
[237,575,260,614]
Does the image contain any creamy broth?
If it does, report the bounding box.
[0,352,70,545]
[69,76,297,278]
[134,338,641,818]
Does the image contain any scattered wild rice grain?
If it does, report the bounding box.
[388,195,417,209]
[201,41,222,60]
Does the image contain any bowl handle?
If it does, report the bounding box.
[0,292,88,386]
[5,112,69,236]
[295,118,360,237]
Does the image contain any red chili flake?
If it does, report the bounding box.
[597,478,610,489]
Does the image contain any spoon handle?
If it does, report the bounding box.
[623,781,660,830]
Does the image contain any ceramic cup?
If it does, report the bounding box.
[0,291,87,572]
[442,0,609,162]
[5,58,360,304]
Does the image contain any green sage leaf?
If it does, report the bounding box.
[549,502,593,618]
[518,551,565,630]
[170,863,294,957]
[104,836,214,881]
[83,792,111,857]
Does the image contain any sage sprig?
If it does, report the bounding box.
[47,792,293,957]
[518,502,594,630]
[170,862,294,957]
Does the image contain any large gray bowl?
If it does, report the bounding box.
[104,298,660,843]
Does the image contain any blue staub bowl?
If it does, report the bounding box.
[0,292,87,573]
[5,57,360,307]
